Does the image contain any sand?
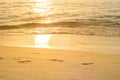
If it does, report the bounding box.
[0,45,120,80]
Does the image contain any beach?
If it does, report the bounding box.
[0,0,120,79]
[0,34,120,80]
[0,46,120,80]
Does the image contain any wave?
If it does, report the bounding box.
[0,26,120,38]
[1,20,120,30]
[0,21,81,29]
[0,21,120,37]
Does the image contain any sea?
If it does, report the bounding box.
[0,0,120,37]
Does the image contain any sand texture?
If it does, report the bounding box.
[0,46,120,80]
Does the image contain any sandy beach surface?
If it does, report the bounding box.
[0,34,120,80]
[0,46,120,80]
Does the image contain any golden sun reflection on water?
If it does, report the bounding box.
[35,35,52,48]
[33,0,55,24]
[34,0,53,16]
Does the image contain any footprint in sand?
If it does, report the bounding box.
[0,57,4,60]
[13,57,31,63]
[49,59,64,62]
[81,62,93,65]
[17,60,31,63]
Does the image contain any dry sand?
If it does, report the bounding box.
[0,45,120,80]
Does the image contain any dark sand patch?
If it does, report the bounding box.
[49,59,64,62]
[17,60,31,63]
[114,62,120,64]
[81,62,93,65]
[13,57,32,63]
[0,57,4,59]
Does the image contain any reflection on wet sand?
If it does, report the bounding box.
[35,34,52,48]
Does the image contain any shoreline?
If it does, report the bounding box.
[0,34,120,54]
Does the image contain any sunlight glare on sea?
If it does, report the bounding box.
[33,0,55,23]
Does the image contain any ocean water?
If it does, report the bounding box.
[0,0,120,37]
